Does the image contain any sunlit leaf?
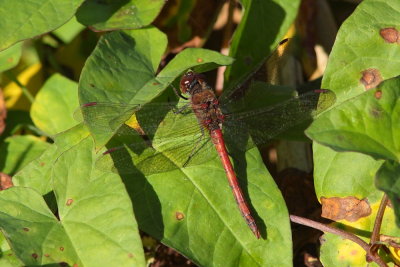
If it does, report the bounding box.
[0,0,85,51]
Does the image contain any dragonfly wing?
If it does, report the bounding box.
[80,102,143,148]
[80,101,203,148]
[223,89,336,148]
[89,101,218,175]
[96,132,216,175]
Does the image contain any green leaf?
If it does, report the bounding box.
[224,0,301,92]
[0,0,85,51]
[0,255,20,267]
[376,161,400,226]
[79,28,168,106]
[0,43,22,72]
[13,124,91,195]
[76,0,165,31]
[0,135,50,175]
[313,144,383,199]
[120,147,292,267]
[0,134,145,266]
[321,0,400,104]
[84,84,293,266]
[79,27,233,149]
[53,16,85,43]
[307,1,400,265]
[309,0,400,200]
[307,77,400,162]
[31,74,80,136]
[0,232,23,266]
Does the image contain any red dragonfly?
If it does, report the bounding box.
[180,70,261,237]
[81,68,335,239]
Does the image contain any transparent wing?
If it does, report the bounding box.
[95,125,216,175]
[222,89,336,148]
[81,101,218,175]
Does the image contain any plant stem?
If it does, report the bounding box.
[370,194,389,245]
[5,71,35,103]
[289,215,388,267]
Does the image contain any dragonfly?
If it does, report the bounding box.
[80,44,336,239]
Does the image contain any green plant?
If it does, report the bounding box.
[0,0,399,267]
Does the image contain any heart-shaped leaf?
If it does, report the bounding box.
[0,0,85,51]
[0,128,145,266]
[76,0,165,31]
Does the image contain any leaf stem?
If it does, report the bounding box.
[5,71,35,103]
[289,215,388,267]
[370,193,389,245]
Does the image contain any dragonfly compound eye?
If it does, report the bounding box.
[180,71,195,93]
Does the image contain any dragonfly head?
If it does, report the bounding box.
[180,70,206,95]
[180,70,195,94]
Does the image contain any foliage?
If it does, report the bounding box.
[0,0,399,267]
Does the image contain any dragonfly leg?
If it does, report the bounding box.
[171,84,188,100]
[173,103,191,114]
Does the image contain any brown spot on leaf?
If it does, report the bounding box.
[128,253,133,258]
[374,90,382,99]
[73,264,79,267]
[197,58,203,63]
[380,28,399,43]
[321,196,371,222]
[360,69,382,90]
[44,254,50,257]
[40,162,45,166]
[23,227,29,232]
[66,199,73,206]
[89,83,95,88]
[32,253,38,259]
[60,247,64,251]
[152,82,159,86]
[350,249,358,255]
[175,212,185,220]
[0,173,13,190]
[7,57,13,63]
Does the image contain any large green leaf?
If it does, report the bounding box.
[0,0,85,51]
[311,0,400,191]
[321,0,400,104]
[31,74,80,136]
[76,0,165,31]
[0,131,145,266]
[0,135,50,176]
[306,1,400,265]
[309,0,400,200]
[307,77,400,162]
[79,27,234,149]
[224,0,301,93]
[118,146,292,267]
